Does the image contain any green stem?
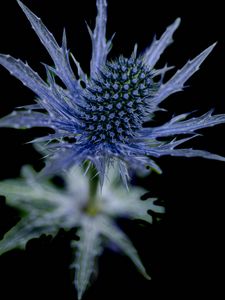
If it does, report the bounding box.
[84,161,100,216]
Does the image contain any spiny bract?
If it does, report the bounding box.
[0,165,164,299]
[1,0,225,186]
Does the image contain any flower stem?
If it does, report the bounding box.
[85,162,100,216]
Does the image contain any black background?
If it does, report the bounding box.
[0,1,225,299]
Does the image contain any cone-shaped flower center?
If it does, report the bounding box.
[82,56,158,144]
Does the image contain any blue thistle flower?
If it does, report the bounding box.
[1,0,225,185]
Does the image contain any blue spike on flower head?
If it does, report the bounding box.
[1,0,225,186]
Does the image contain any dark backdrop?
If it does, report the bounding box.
[0,1,224,299]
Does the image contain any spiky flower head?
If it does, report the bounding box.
[83,56,158,144]
[1,0,225,185]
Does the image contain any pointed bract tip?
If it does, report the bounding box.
[17,0,30,16]
[195,42,217,63]
[174,17,181,27]
[17,0,25,8]
[144,272,152,280]
[206,41,217,52]
[77,291,83,300]
[169,17,181,37]
[97,0,108,7]
[16,0,35,18]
